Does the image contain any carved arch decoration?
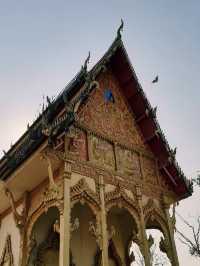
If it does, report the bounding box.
[0,235,14,266]
[143,199,173,263]
[70,178,100,216]
[105,183,141,231]
[143,199,168,236]
[26,202,62,265]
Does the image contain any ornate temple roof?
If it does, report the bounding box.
[0,28,193,199]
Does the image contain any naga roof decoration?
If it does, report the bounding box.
[0,24,192,198]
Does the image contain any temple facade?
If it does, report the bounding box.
[0,27,192,266]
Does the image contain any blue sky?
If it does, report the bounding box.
[0,1,199,265]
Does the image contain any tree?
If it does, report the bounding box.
[176,212,200,257]
[176,171,200,258]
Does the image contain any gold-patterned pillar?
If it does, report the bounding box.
[59,160,72,266]
[136,185,151,266]
[99,175,109,266]
[162,197,179,266]
[19,230,28,266]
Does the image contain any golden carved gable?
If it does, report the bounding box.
[76,69,175,198]
[78,69,147,150]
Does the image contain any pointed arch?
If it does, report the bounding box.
[70,178,100,216]
[26,201,62,246]
[143,199,168,237]
[105,184,140,230]
[26,205,60,266]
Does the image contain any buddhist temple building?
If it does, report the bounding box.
[0,24,192,266]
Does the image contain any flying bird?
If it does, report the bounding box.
[152,75,159,83]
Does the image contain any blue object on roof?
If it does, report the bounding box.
[104,89,115,103]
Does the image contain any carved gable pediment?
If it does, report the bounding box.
[77,69,163,187]
[78,69,147,151]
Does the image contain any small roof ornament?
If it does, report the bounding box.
[82,51,91,71]
[171,147,177,157]
[117,19,124,39]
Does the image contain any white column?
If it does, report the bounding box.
[99,175,109,266]
[136,185,151,266]
[163,202,179,266]
[59,160,71,266]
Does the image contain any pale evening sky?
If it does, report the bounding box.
[0,1,199,265]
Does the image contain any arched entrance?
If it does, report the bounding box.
[27,207,60,266]
[70,202,98,266]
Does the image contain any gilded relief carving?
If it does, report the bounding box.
[0,235,14,266]
[115,145,141,179]
[67,128,87,161]
[88,135,115,170]
[42,181,63,214]
[71,158,175,201]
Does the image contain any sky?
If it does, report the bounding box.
[0,1,199,265]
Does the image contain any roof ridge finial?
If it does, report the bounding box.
[83,51,91,71]
[117,18,124,39]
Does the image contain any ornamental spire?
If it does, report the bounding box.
[117,19,124,39]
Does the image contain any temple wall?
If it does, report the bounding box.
[0,205,22,265]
